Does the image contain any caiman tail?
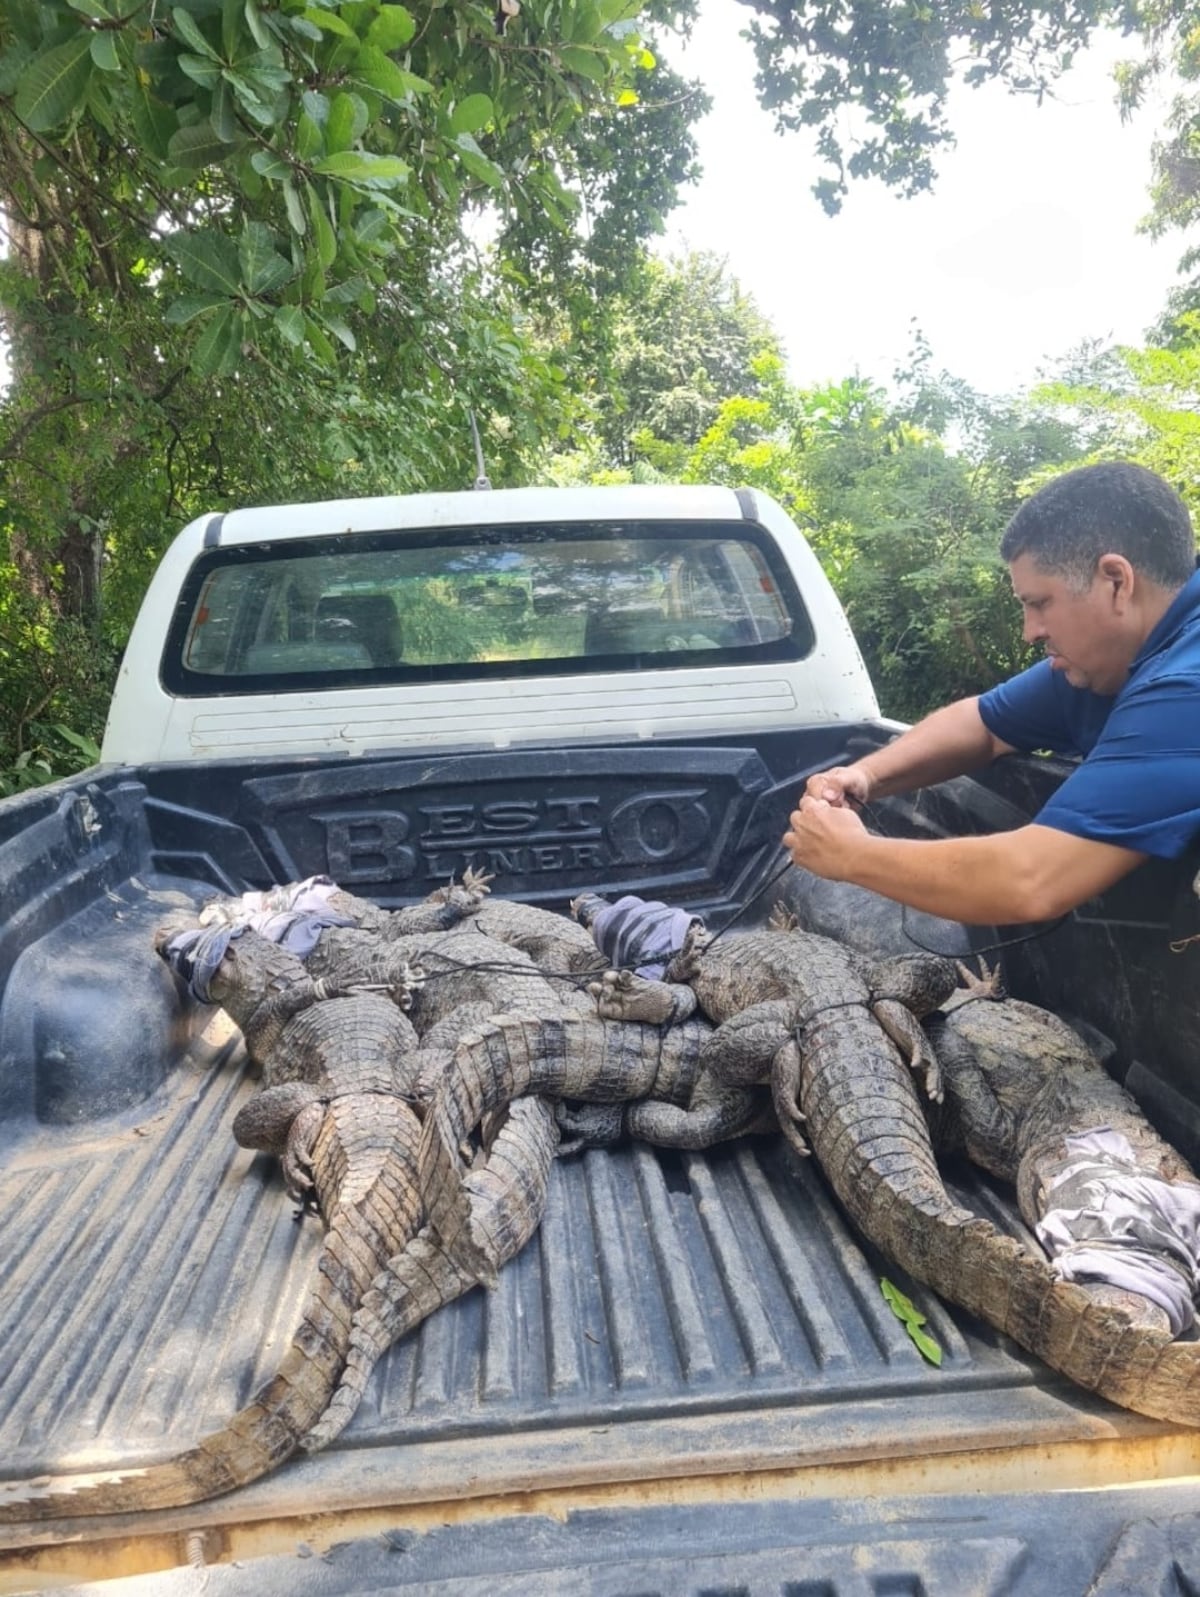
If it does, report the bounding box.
[308,1094,560,1452]
[420,1014,710,1285]
[802,1009,1200,1427]
[0,1097,423,1520]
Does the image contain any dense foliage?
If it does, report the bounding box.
[7,0,1200,782]
[0,0,708,779]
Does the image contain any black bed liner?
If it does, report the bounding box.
[0,1012,1184,1510]
[1,727,1198,1589]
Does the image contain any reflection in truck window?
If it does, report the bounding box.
[171,522,809,689]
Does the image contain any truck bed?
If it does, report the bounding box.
[0,728,1198,1592]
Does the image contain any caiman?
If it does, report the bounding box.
[927,966,1200,1340]
[591,918,1200,1429]
[416,1007,787,1286]
[306,1093,561,1451]
[0,922,428,1520]
[305,923,589,1417]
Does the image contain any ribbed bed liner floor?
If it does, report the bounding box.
[0,1024,1184,1493]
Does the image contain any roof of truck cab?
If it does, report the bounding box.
[212,484,755,544]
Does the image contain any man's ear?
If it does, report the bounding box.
[1096,552,1135,608]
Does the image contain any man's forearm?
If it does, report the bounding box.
[844,830,1046,922]
[853,698,1010,800]
[836,824,1144,924]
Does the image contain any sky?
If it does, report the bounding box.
[657,9,1186,399]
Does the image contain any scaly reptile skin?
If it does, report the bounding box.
[927,973,1200,1345]
[307,924,584,1420]
[418,1012,718,1284]
[599,924,1200,1428]
[0,927,426,1520]
[306,1093,561,1451]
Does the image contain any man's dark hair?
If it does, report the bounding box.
[1000,461,1196,590]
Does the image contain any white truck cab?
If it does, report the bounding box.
[102,484,878,764]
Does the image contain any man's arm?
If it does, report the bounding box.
[807,697,1017,807]
[782,803,1146,924]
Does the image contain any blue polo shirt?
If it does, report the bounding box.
[976,566,1200,858]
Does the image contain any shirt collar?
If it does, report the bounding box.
[1130,564,1200,671]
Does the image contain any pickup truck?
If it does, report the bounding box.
[0,484,1197,1596]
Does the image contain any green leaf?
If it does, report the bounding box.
[250,147,290,179]
[274,303,306,346]
[222,0,245,60]
[14,34,95,132]
[350,44,430,104]
[164,291,230,325]
[210,76,238,141]
[239,220,294,293]
[52,724,101,761]
[167,118,230,168]
[172,7,220,60]
[128,79,177,159]
[880,1278,942,1366]
[300,7,355,36]
[301,89,329,125]
[191,304,244,376]
[308,186,337,270]
[244,0,272,50]
[68,0,141,18]
[448,92,492,135]
[0,43,35,98]
[908,1324,943,1366]
[166,229,242,295]
[354,207,390,244]
[454,133,503,188]
[366,4,415,51]
[559,46,607,82]
[303,314,337,366]
[88,32,121,72]
[283,176,307,233]
[295,109,324,158]
[325,90,368,153]
[316,311,356,352]
[178,52,223,89]
[313,150,410,185]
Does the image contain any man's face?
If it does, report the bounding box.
[1008,552,1136,695]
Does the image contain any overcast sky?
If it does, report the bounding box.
[658,10,1186,398]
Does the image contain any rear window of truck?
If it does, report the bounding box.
[162,519,815,694]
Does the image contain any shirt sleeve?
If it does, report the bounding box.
[976,661,1074,753]
[1034,672,1200,858]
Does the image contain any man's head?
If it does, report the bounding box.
[1001,462,1197,694]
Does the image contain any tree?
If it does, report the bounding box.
[796,344,1087,719]
[731,1,1132,212]
[584,249,785,469]
[0,0,707,768]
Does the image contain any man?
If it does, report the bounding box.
[782,461,1200,924]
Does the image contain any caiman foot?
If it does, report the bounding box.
[555,1101,625,1154]
[871,999,944,1104]
[282,1099,326,1202]
[766,902,800,932]
[953,957,1005,1001]
[663,919,712,983]
[387,958,425,1012]
[431,867,494,911]
[588,968,697,1024]
[771,1037,809,1157]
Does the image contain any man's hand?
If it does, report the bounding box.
[783,795,869,880]
[802,764,872,808]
